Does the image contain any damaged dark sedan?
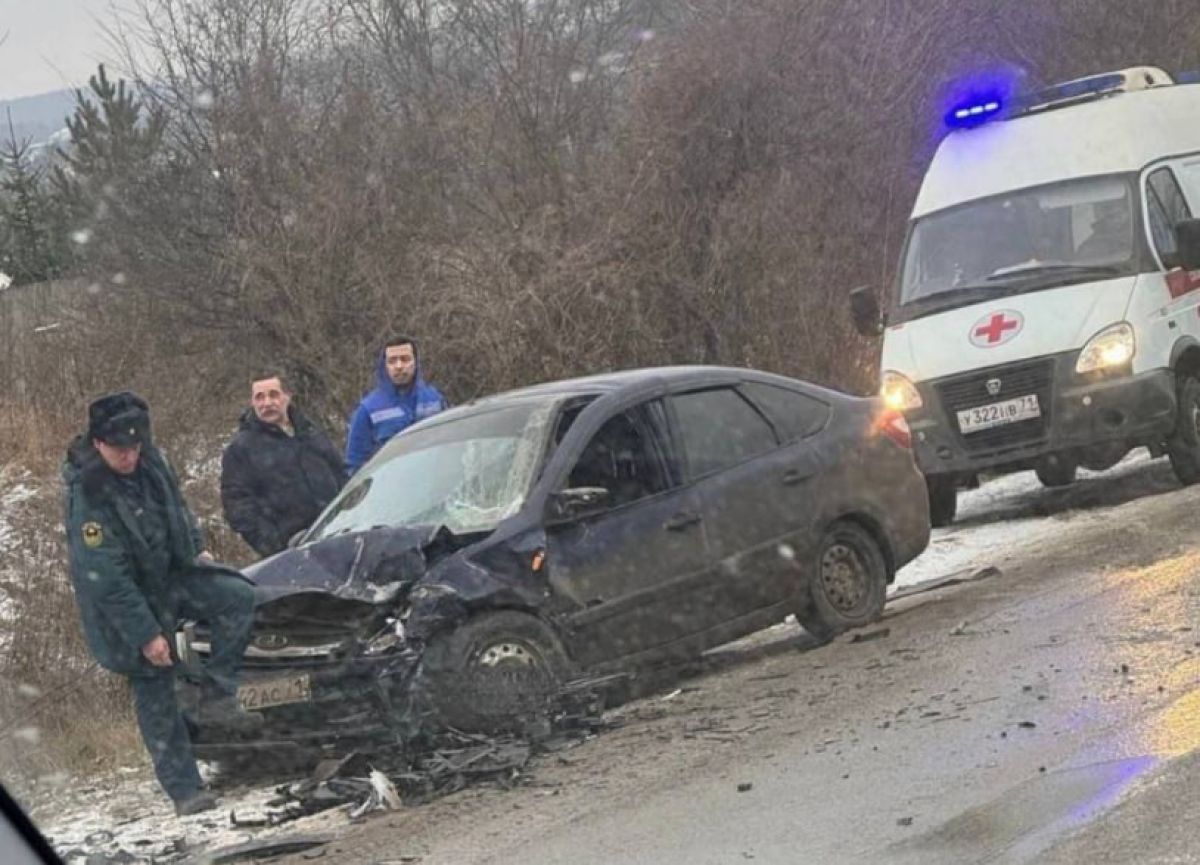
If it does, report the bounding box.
[176,366,930,759]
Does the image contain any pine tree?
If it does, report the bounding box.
[0,116,71,286]
[51,64,166,262]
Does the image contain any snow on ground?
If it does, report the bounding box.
[0,469,38,553]
[26,768,349,863]
[892,450,1160,592]
[0,468,39,625]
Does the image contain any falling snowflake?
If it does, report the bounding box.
[13,726,41,745]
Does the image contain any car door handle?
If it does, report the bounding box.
[781,468,812,486]
[665,511,703,531]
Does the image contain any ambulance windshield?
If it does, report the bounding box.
[899,176,1137,309]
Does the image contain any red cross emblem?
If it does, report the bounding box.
[969,311,1023,347]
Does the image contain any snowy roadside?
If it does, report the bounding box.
[891,450,1160,592]
[0,467,40,631]
[27,450,1180,862]
[26,769,349,864]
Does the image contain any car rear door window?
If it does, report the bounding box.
[567,401,675,509]
[671,387,778,478]
[739,382,830,442]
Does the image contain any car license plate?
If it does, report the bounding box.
[957,394,1041,434]
[237,674,312,711]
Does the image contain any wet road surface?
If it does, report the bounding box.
[286,457,1200,864]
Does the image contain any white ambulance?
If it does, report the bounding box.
[851,67,1200,525]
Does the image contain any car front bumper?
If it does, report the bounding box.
[907,354,1177,476]
[176,651,420,758]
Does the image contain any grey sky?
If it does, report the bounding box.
[0,0,118,100]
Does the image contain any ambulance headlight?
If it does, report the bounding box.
[1076,323,1135,373]
[881,371,923,412]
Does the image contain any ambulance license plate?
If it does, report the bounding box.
[237,674,312,711]
[957,394,1041,434]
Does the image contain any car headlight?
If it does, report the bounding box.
[1076,323,1135,373]
[881,370,923,411]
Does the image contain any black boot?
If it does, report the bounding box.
[174,790,219,817]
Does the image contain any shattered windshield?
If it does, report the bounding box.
[305,401,556,540]
[899,175,1138,310]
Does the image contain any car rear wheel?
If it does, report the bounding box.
[415,610,573,734]
[1168,375,1200,485]
[794,522,888,643]
[926,474,957,527]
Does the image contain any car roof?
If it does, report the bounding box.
[421,365,855,428]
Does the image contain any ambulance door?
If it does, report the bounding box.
[1142,163,1200,366]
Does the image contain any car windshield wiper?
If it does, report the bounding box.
[901,284,1003,312]
[985,262,1121,282]
[897,269,1115,322]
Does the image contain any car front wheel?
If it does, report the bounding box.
[415,610,573,734]
[1168,375,1200,486]
[794,521,888,643]
[1035,455,1078,488]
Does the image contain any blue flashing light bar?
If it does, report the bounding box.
[946,98,1002,128]
[952,100,1002,120]
[944,70,1132,130]
[1031,73,1125,106]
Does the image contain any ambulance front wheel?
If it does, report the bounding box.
[926,474,957,528]
[1035,455,1077,488]
[1167,375,1200,486]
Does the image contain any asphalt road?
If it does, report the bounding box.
[279,456,1200,864]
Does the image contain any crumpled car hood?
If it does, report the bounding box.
[247,524,439,609]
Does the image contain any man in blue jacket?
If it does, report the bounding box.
[63,392,259,816]
[345,336,448,473]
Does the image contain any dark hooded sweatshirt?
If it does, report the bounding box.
[219,405,345,557]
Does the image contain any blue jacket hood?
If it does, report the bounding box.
[345,344,449,473]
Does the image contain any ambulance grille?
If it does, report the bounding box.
[935,358,1054,452]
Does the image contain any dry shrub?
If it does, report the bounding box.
[0,402,76,475]
[0,479,141,792]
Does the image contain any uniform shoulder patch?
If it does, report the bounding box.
[81,521,104,548]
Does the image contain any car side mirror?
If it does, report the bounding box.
[1174,219,1200,271]
[849,286,885,337]
[546,487,611,524]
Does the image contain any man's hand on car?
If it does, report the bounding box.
[142,635,173,667]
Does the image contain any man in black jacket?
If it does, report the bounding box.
[220,374,345,557]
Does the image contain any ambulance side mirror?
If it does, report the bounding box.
[1174,219,1200,271]
[849,286,885,338]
